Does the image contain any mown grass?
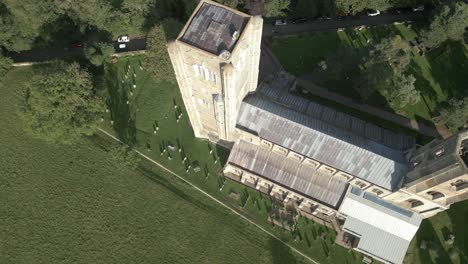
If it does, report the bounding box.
[405,200,468,264]
[270,23,468,122]
[101,55,362,264]
[0,67,310,264]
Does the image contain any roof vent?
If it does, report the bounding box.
[232,30,239,41]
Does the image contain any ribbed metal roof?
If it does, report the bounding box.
[228,140,349,208]
[236,94,410,191]
[340,188,422,264]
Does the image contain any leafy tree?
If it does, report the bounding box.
[293,0,319,18]
[0,52,13,78]
[433,97,468,132]
[263,0,291,17]
[370,35,412,73]
[0,1,57,51]
[213,0,241,8]
[382,74,421,108]
[335,0,392,15]
[143,24,173,81]
[84,42,115,66]
[19,61,105,144]
[109,145,141,170]
[422,2,468,49]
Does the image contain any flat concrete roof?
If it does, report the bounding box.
[179,1,249,55]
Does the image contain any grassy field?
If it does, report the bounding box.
[405,200,468,264]
[101,55,363,263]
[270,23,468,122]
[0,67,311,264]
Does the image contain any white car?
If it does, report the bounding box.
[117,36,130,42]
[412,5,424,12]
[118,43,127,49]
[367,10,381,16]
[274,20,287,26]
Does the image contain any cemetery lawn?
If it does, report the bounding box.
[102,55,363,264]
[405,200,468,264]
[270,23,468,123]
[1,67,309,264]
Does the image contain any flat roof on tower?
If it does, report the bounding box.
[179,1,249,55]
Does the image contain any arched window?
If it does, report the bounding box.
[451,179,468,191]
[407,199,424,208]
[427,191,445,200]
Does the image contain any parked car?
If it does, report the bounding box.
[318,16,332,20]
[117,35,130,42]
[118,43,127,50]
[367,9,381,16]
[412,5,424,12]
[70,41,83,48]
[274,19,287,26]
[291,17,308,24]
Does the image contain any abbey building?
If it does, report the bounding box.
[168,1,468,263]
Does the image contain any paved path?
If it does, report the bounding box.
[263,12,428,37]
[297,78,451,138]
[97,127,319,264]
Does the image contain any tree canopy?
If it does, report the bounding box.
[142,24,174,81]
[335,0,392,15]
[422,2,468,49]
[84,42,115,66]
[0,52,13,78]
[20,61,105,144]
[433,97,468,132]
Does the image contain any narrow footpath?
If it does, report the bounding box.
[97,127,319,264]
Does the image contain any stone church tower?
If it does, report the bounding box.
[168,0,263,143]
[385,131,468,218]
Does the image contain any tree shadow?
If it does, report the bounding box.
[143,0,196,30]
[215,144,231,166]
[270,238,298,264]
[447,200,468,263]
[105,65,137,146]
[425,42,468,100]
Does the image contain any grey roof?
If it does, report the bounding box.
[180,2,249,55]
[340,188,422,264]
[228,140,349,208]
[406,132,468,188]
[236,93,411,191]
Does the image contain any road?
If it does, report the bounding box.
[97,128,319,264]
[263,11,427,37]
[8,38,147,63]
[8,12,428,63]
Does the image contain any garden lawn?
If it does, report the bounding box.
[0,67,310,264]
[102,55,362,264]
[270,23,468,122]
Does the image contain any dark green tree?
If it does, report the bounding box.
[0,0,57,51]
[370,35,412,73]
[84,42,115,66]
[0,52,13,78]
[293,0,319,18]
[433,97,468,132]
[335,0,392,15]
[422,2,468,49]
[19,61,105,144]
[109,145,141,170]
[143,24,174,81]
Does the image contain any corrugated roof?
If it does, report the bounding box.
[228,140,349,208]
[180,2,249,55]
[236,94,410,191]
[340,188,422,264]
